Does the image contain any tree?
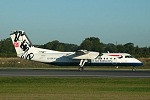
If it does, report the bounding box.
[104,43,117,53]
[79,39,93,51]
[43,40,59,50]
[124,43,135,54]
[79,37,102,52]
[116,44,125,53]
[134,46,141,57]
[0,38,16,57]
[41,40,78,52]
[141,47,150,57]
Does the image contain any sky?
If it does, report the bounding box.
[0,0,150,47]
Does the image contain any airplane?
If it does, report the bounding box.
[10,30,143,71]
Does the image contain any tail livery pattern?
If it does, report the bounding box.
[10,30,34,60]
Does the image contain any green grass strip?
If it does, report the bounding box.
[0,77,150,100]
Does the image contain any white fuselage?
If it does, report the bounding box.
[26,47,142,66]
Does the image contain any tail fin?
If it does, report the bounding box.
[10,30,35,60]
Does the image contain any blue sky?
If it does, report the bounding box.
[0,0,150,47]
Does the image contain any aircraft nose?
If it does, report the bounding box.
[138,62,143,66]
[136,59,143,66]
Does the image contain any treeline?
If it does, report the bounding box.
[0,38,16,57]
[0,37,150,58]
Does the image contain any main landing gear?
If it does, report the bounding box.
[78,59,87,71]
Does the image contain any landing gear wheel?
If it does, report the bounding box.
[79,67,84,71]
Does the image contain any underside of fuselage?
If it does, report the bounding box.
[49,62,143,66]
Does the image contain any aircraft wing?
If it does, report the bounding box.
[68,50,99,60]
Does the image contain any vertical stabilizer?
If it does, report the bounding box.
[10,30,35,60]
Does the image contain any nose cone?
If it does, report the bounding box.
[136,59,143,66]
[137,62,143,66]
[126,58,143,66]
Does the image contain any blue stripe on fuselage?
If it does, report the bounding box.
[50,62,143,66]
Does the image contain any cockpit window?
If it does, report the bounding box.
[125,56,133,58]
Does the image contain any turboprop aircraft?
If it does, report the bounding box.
[10,30,143,71]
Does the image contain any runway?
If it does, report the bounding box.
[0,69,150,78]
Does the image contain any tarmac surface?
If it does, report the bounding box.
[0,69,150,78]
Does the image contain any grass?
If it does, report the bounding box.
[0,77,150,100]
